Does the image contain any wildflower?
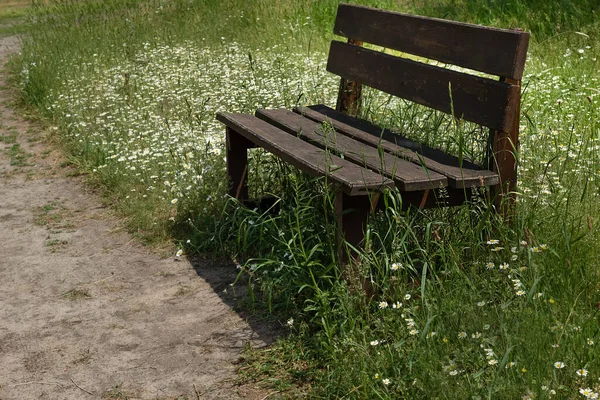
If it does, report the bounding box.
[511,246,517,253]
[392,301,402,309]
[171,198,178,204]
[516,290,526,296]
[521,367,527,373]
[405,318,415,327]
[581,388,594,397]
[587,338,594,345]
[511,254,518,261]
[382,378,391,385]
[499,262,509,270]
[577,369,589,377]
[512,279,522,288]
[477,301,486,307]
[442,337,448,343]
[534,292,543,299]
[554,361,566,369]
[520,240,528,246]
[458,331,467,339]
[449,370,458,376]
[540,244,548,250]
[374,373,380,379]
[486,239,500,245]
[488,359,498,366]
[532,246,541,253]
[390,262,401,271]
[483,324,490,330]
[506,361,516,368]
[491,246,504,252]
[409,329,419,335]
[427,331,437,338]
[287,318,294,327]
[472,332,482,339]
[486,262,495,269]
[370,340,379,346]
[549,298,555,304]
[175,249,183,257]
[379,301,388,309]
[404,294,411,301]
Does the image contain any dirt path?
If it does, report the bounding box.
[0,36,272,400]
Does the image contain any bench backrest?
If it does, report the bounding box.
[327,3,530,134]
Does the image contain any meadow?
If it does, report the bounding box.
[12,0,600,398]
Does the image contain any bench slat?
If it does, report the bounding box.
[256,109,447,192]
[334,3,530,80]
[216,112,394,196]
[327,41,519,132]
[295,105,499,189]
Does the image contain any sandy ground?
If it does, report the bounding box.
[0,35,274,400]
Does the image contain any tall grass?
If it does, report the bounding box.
[13,0,600,397]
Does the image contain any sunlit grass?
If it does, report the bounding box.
[13,0,600,398]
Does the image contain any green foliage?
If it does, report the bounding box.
[413,0,600,40]
[13,0,600,398]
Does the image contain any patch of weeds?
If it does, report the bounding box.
[35,202,75,228]
[102,384,156,400]
[45,238,69,252]
[0,132,17,143]
[157,270,176,278]
[102,384,129,400]
[5,143,32,166]
[238,340,312,396]
[62,288,91,300]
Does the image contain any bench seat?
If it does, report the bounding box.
[296,105,500,189]
[215,3,529,263]
[216,112,394,196]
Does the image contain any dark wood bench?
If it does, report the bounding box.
[216,3,529,262]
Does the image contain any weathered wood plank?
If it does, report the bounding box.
[334,3,530,80]
[327,41,519,132]
[295,105,499,188]
[216,112,394,196]
[256,108,447,191]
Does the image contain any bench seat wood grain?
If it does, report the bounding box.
[216,112,394,196]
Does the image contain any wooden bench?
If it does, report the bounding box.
[216,3,529,262]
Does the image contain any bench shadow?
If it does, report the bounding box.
[188,255,283,348]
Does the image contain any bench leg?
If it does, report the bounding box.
[226,127,251,201]
[335,191,378,264]
[336,39,364,116]
[492,76,521,221]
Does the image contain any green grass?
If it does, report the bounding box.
[11,0,600,398]
[4,142,31,166]
[0,0,31,36]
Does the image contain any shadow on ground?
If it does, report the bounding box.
[189,255,284,347]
